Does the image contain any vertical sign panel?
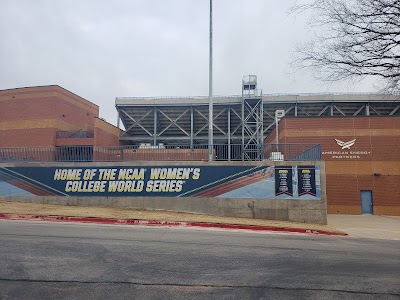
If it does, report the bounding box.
[275,166,293,196]
[297,166,316,196]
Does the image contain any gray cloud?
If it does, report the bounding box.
[0,0,378,125]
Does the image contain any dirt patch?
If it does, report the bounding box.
[0,201,344,234]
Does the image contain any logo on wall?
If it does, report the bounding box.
[322,137,371,159]
[335,138,356,150]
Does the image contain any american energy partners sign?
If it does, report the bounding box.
[322,138,371,159]
[0,165,321,200]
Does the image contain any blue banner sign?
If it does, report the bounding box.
[275,166,294,197]
[0,165,320,199]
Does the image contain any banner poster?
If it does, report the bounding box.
[0,165,321,200]
[274,166,294,197]
[297,166,316,197]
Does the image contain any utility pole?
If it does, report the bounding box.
[208,0,213,161]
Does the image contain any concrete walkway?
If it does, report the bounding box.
[328,214,400,240]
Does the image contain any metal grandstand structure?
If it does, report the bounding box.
[241,75,263,160]
[115,79,400,159]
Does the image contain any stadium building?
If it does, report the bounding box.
[115,76,400,215]
[0,85,123,158]
[1,77,399,215]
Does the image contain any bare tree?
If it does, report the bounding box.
[290,0,400,92]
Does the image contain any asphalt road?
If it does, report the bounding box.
[0,220,399,300]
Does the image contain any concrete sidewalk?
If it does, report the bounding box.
[328,214,400,240]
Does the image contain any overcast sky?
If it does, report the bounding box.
[0,0,378,125]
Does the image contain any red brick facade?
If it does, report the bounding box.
[265,116,400,215]
[0,86,122,148]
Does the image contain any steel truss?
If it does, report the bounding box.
[241,75,263,160]
[116,93,400,159]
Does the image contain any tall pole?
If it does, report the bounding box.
[208,0,213,161]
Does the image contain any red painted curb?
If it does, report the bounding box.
[0,213,347,236]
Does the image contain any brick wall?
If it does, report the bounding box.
[93,118,124,147]
[0,86,100,147]
[265,116,400,216]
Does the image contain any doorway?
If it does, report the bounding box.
[360,190,373,215]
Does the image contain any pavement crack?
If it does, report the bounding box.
[0,278,398,296]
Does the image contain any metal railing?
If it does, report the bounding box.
[0,143,321,163]
[264,144,322,161]
[115,91,400,101]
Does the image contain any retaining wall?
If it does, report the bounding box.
[0,161,327,224]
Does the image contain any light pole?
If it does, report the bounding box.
[208,0,213,161]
